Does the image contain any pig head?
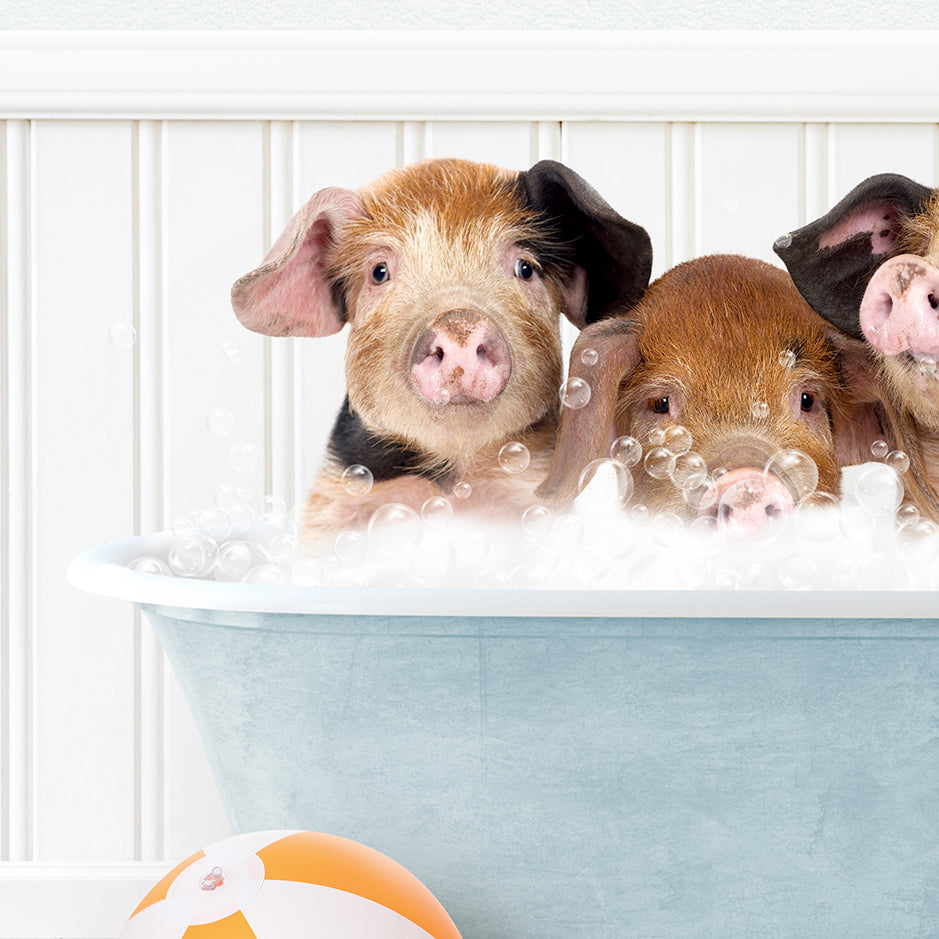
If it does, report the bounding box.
[537,255,888,538]
[232,158,652,539]
[774,173,939,520]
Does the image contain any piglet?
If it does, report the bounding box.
[774,174,939,520]
[537,255,889,538]
[232,158,652,540]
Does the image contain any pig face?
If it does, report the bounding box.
[774,173,939,432]
[538,256,877,536]
[232,158,652,538]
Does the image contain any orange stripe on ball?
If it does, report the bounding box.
[182,910,256,937]
[131,849,207,917]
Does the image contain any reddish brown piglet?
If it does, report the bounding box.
[232,158,652,541]
[538,255,891,538]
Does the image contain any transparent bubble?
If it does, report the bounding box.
[475,567,512,589]
[560,376,592,409]
[750,400,770,420]
[628,553,683,589]
[897,518,939,555]
[335,529,367,562]
[206,408,234,437]
[267,532,298,566]
[774,232,793,250]
[214,483,243,510]
[197,506,233,541]
[327,567,370,588]
[433,388,451,405]
[511,563,550,589]
[644,446,676,480]
[109,321,137,349]
[550,512,586,547]
[498,441,531,474]
[649,513,685,548]
[340,464,373,497]
[631,504,649,522]
[764,449,818,502]
[242,564,285,586]
[456,528,490,564]
[580,348,599,367]
[290,555,321,586]
[716,476,789,544]
[610,436,642,468]
[404,534,457,584]
[871,439,890,460]
[521,503,554,537]
[682,474,720,513]
[171,516,198,539]
[670,451,708,491]
[168,536,210,577]
[577,458,634,506]
[128,556,171,576]
[259,494,288,523]
[648,428,667,447]
[897,503,920,528]
[663,425,692,455]
[778,349,797,368]
[453,481,472,500]
[885,450,910,475]
[421,496,454,527]
[229,502,256,534]
[367,503,422,555]
[215,541,255,580]
[230,441,259,475]
[917,356,938,376]
[855,551,913,591]
[221,341,243,364]
[688,514,718,540]
[795,492,840,541]
[779,553,818,590]
[853,463,904,516]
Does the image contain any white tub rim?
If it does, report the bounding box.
[67,532,939,619]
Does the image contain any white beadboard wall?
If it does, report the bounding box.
[1,30,939,939]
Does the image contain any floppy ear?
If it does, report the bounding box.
[536,317,640,505]
[231,187,365,338]
[519,161,653,327]
[774,173,934,340]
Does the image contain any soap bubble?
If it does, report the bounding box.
[648,428,666,447]
[340,464,373,497]
[670,451,708,491]
[498,441,531,474]
[682,474,720,512]
[644,446,676,480]
[230,441,259,475]
[432,388,451,405]
[521,503,554,537]
[196,506,233,541]
[290,555,321,586]
[475,567,512,589]
[334,529,367,562]
[855,551,913,591]
[663,425,692,455]
[774,232,793,250]
[871,439,890,460]
[228,502,256,534]
[853,463,904,515]
[242,564,285,586]
[215,541,255,580]
[896,503,920,528]
[885,450,910,474]
[750,400,769,420]
[580,348,599,367]
[128,556,171,576]
[453,481,472,500]
[221,341,243,364]
[716,476,789,544]
[795,492,840,541]
[456,528,490,564]
[897,518,939,555]
[511,563,550,589]
[631,504,649,522]
[577,458,633,507]
[550,512,586,546]
[168,536,211,577]
[259,494,288,523]
[214,483,243,510]
[206,408,234,436]
[778,349,797,368]
[764,449,818,502]
[560,377,591,409]
[367,503,422,555]
[266,532,298,565]
[917,356,938,376]
[610,436,642,468]
[421,496,453,527]
[171,516,198,539]
[779,553,817,590]
[404,534,457,584]
[109,321,137,349]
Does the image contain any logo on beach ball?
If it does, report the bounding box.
[120,829,463,938]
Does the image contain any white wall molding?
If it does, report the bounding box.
[1,30,939,122]
[0,862,171,937]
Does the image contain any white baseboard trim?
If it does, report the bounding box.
[0,862,171,939]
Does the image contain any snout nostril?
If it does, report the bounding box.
[765,503,779,520]
[930,294,939,311]
[434,347,444,361]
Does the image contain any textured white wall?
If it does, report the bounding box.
[1,0,937,29]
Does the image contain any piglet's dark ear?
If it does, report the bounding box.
[520,161,653,327]
[536,317,640,506]
[774,173,934,340]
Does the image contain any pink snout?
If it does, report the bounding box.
[410,311,511,405]
[708,467,795,539]
[859,254,939,358]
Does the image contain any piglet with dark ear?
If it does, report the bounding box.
[775,174,939,520]
[232,158,653,542]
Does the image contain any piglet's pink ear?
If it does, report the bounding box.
[231,187,364,338]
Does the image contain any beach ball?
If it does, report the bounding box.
[120,829,463,939]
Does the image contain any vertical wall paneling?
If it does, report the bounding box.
[399,121,428,166]
[668,123,697,271]
[133,119,166,862]
[2,118,33,862]
[425,121,534,168]
[801,123,830,227]
[534,122,562,164]
[32,121,137,860]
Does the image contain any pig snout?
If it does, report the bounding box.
[859,255,939,358]
[708,467,796,538]
[410,310,511,405]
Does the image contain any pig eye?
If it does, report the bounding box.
[800,391,815,412]
[650,396,670,414]
[514,258,536,281]
[370,262,390,284]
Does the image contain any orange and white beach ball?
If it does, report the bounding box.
[120,829,463,939]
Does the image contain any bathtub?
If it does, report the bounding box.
[70,533,939,938]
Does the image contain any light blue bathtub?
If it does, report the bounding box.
[70,534,939,938]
